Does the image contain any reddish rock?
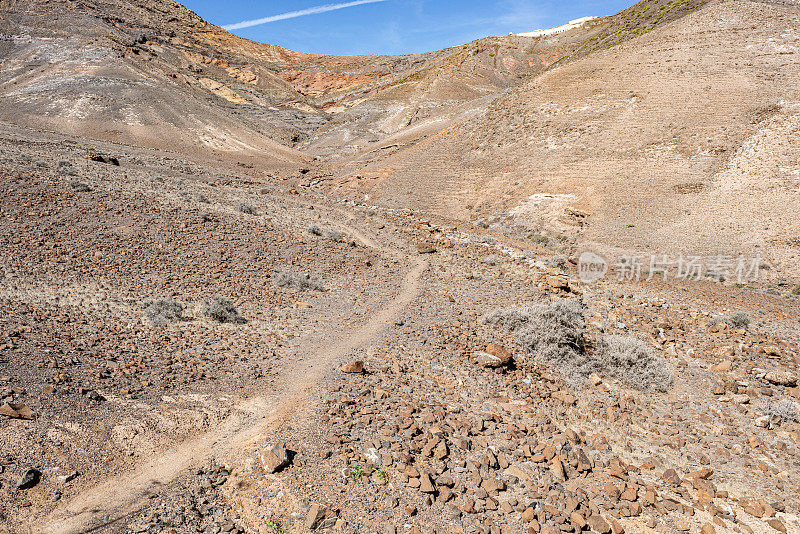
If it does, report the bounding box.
[416,242,436,254]
[341,361,364,374]
[586,514,611,534]
[485,343,513,365]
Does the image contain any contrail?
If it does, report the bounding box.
[223,0,387,31]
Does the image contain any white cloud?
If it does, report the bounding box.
[223,0,388,31]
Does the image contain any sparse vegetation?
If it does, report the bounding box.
[265,519,286,534]
[485,300,593,379]
[486,301,673,391]
[595,335,674,392]
[728,311,751,328]
[709,311,751,329]
[274,267,325,292]
[560,0,706,65]
[69,180,91,192]
[545,256,568,270]
[237,203,258,215]
[59,160,78,176]
[143,298,184,327]
[763,400,800,423]
[204,296,245,324]
[308,224,344,242]
[530,234,549,245]
[350,464,364,484]
[483,255,500,266]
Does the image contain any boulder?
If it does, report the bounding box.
[474,351,504,368]
[260,443,290,474]
[16,468,41,490]
[416,242,437,254]
[341,361,364,374]
[586,514,611,534]
[765,370,797,387]
[485,343,513,365]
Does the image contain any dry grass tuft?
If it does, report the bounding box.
[274,267,325,292]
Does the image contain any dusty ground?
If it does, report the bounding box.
[0,123,798,534]
[333,1,800,283]
[1,0,799,534]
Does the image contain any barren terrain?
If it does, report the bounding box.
[0,1,799,534]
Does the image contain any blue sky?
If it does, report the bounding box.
[182,0,635,55]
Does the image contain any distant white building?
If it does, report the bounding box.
[514,16,598,38]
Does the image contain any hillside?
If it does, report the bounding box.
[1,1,799,534]
[333,0,800,282]
[0,0,708,161]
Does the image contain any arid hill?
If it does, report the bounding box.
[334,0,800,282]
[0,0,711,161]
[1,1,799,534]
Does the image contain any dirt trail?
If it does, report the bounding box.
[36,212,428,534]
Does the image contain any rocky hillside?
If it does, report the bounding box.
[336,0,800,283]
[0,0,715,162]
[1,1,800,533]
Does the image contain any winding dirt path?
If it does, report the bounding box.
[37,211,427,534]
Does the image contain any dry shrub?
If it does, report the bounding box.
[763,400,800,423]
[144,299,184,327]
[238,203,258,215]
[69,181,91,192]
[596,335,674,392]
[485,299,595,380]
[486,299,673,391]
[274,267,325,292]
[709,311,750,329]
[204,296,245,324]
[308,224,344,242]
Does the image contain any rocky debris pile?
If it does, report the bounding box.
[249,265,799,534]
[125,461,245,534]
[248,331,788,534]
